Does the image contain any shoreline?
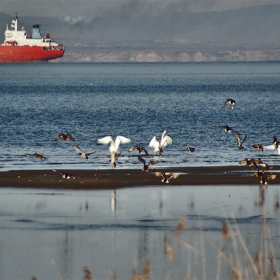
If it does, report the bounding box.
[1,165,280,189]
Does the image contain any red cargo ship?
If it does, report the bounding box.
[0,14,65,62]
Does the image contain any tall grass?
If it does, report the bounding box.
[32,212,280,280]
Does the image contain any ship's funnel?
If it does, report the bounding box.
[32,24,42,39]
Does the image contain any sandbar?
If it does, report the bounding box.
[0,165,279,189]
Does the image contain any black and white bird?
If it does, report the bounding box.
[52,168,75,179]
[224,98,236,110]
[264,136,280,155]
[212,125,235,133]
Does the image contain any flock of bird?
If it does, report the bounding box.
[18,98,279,184]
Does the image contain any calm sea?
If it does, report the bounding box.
[0,62,280,171]
[1,62,280,279]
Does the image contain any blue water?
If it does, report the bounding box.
[0,62,280,171]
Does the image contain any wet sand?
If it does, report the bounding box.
[1,165,280,189]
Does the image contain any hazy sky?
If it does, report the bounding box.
[1,0,280,18]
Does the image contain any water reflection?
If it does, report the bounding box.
[0,185,279,279]
[111,189,116,213]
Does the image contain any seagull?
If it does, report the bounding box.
[187,147,195,152]
[212,125,235,133]
[252,144,264,152]
[25,153,46,160]
[55,133,75,141]
[52,168,75,179]
[224,98,235,110]
[128,145,149,155]
[74,145,96,159]
[97,136,131,154]
[155,172,180,183]
[138,155,158,172]
[149,130,172,155]
[235,132,246,150]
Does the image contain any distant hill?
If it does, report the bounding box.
[1,5,279,62]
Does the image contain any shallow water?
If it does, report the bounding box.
[0,184,280,279]
[0,62,280,171]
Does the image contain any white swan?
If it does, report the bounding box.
[97,135,131,154]
[149,130,172,154]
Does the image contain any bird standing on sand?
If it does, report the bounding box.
[55,133,75,141]
[138,155,158,172]
[149,130,172,155]
[52,168,75,179]
[155,172,180,183]
[74,145,96,159]
[224,98,235,110]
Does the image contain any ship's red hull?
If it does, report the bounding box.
[0,45,65,62]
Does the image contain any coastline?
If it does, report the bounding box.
[1,165,279,189]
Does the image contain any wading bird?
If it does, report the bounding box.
[149,130,172,155]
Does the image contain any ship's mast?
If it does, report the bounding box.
[11,13,18,31]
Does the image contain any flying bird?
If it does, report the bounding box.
[97,136,131,154]
[128,145,149,155]
[212,125,235,133]
[254,170,277,185]
[149,130,172,155]
[55,133,75,141]
[155,172,180,183]
[187,147,195,152]
[235,132,246,150]
[52,168,75,179]
[252,144,264,152]
[74,145,96,159]
[239,158,253,167]
[25,152,46,160]
[138,155,158,172]
[224,98,235,110]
